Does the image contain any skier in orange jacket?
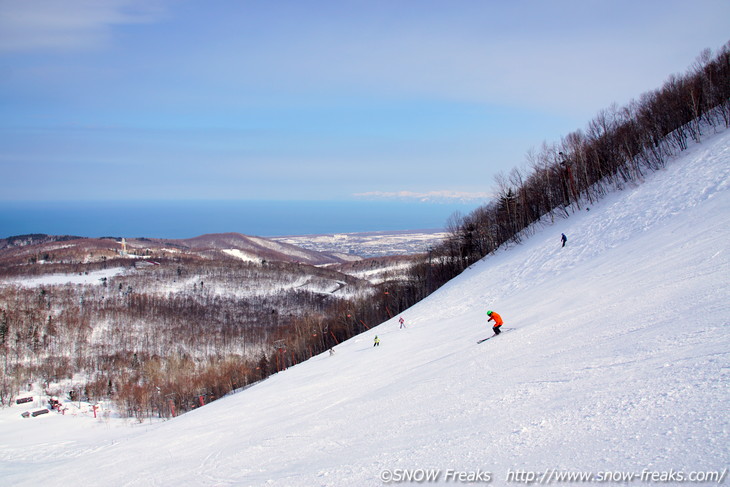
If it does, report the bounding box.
[487,310,503,335]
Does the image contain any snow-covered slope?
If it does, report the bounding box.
[1,129,728,485]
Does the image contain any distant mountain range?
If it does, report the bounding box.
[0,229,449,267]
[0,232,354,267]
[0,233,85,250]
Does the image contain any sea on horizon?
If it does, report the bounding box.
[0,200,484,240]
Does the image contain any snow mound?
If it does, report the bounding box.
[2,267,126,287]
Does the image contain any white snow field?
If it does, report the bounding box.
[1,128,728,486]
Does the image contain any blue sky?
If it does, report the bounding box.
[1,0,728,203]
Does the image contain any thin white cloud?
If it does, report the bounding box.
[0,0,167,52]
[354,190,491,203]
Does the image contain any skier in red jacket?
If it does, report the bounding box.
[487,310,503,335]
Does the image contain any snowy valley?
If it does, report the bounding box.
[272,229,449,258]
[0,122,727,485]
[0,228,432,421]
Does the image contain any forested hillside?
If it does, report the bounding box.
[0,235,412,416]
[420,44,730,290]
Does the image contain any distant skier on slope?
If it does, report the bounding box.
[487,310,503,335]
[373,335,380,347]
[561,233,567,247]
[399,317,405,329]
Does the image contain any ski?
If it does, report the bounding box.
[477,327,514,343]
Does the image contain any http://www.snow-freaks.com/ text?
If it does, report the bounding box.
[379,467,728,484]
